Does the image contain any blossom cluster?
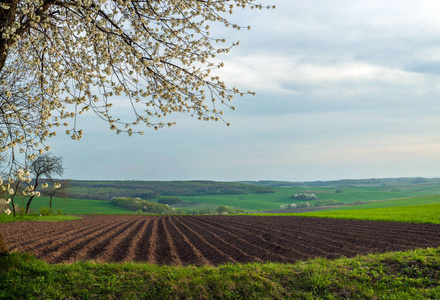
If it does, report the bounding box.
[0,198,11,215]
[0,172,61,215]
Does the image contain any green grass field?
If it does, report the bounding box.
[0,214,81,223]
[319,194,440,211]
[177,186,440,211]
[6,183,440,215]
[291,202,440,224]
[177,186,398,211]
[247,195,440,224]
[19,196,134,215]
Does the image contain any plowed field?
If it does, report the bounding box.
[2,215,440,265]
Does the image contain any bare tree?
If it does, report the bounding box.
[25,154,63,213]
[42,179,70,214]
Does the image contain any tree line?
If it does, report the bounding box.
[67,180,274,201]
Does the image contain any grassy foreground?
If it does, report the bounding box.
[1,248,439,299]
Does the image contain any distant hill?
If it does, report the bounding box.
[66,180,274,201]
[239,177,440,188]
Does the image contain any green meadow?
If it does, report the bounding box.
[319,194,440,211]
[177,185,440,211]
[13,185,440,215]
[264,202,440,224]
[18,196,134,215]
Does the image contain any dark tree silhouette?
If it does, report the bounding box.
[25,154,63,213]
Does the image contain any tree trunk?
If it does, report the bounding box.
[0,233,8,255]
[49,195,52,214]
[25,194,35,214]
[25,177,39,214]
[11,198,15,217]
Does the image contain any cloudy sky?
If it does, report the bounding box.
[51,0,440,181]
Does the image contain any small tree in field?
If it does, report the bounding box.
[42,179,70,214]
[25,154,63,213]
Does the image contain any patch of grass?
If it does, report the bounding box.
[0,214,81,223]
[23,196,135,215]
[1,248,439,299]
[321,194,440,211]
[288,202,440,224]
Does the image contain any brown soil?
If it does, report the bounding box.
[1,215,440,265]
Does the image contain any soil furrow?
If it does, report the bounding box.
[153,217,181,265]
[189,216,305,262]
[255,216,440,246]
[43,220,132,263]
[218,216,416,254]
[165,216,211,265]
[10,218,127,259]
[4,216,121,251]
[119,217,153,262]
[173,216,237,264]
[207,216,370,256]
[182,216,267,263]
[195,216,336,259]
[133,216,157,262]
[146,218,160,264]
[3,215,440,265]
[80,218,145,262]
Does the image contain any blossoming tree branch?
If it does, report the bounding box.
[0,0,273,251]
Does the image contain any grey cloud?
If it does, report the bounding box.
[48,0,440,181]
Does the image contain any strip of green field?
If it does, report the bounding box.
[178,186,440,211]
[0,214,81,223]
[1,248,439,299]
[12,186,440,215]
[319,194,440,211]
[19,197,134,215]
[286,202,440,224]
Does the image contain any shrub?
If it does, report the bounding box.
[158,196,182,205]
[314,200,343,207]
[280,203,298,210]
[297,202,311,208]
[56,208,63,215]
[110,197,173,214]
[290,193,317,201]
[39,207,51,216]
[215,205,244,215]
